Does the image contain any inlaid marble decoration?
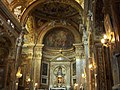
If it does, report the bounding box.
[43,27,74,50]
[72,62,76,76]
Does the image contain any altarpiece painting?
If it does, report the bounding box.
[41,62,49,85]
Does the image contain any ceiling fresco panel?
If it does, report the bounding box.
[34,2,78,18]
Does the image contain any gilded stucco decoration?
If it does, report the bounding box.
[35,18,48,28]
[13,5,22,19]
[75,0,84,9]
[24,16,35,44]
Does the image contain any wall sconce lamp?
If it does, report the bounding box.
[74,83,78,90]
[82,73,86,79]
[34,83,38,88]
[82,69,86,79]
[89,63,96,70]
[16,67,22,78]
[26,74,31,84]
[101,32,115,47]
[26,78,31,84]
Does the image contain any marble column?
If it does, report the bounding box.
[73,43,84,90]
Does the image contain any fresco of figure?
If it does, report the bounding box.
[44,28,74,49]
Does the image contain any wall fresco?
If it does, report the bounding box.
[43,27,74,50]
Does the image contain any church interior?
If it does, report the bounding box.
[0,0,120,90]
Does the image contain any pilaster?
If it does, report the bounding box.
[33,44,44,89]
[23,44,44,89]
[73,43,84,90]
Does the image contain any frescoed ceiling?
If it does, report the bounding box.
[5,0,84,10]
[33,2,78,19]
[3,0,84,21]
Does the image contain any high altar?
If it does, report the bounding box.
[50,87,66,90]
[50,66,66,90]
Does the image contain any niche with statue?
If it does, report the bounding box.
[53,66,66,87]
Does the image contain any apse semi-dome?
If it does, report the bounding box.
[43,27,75,50]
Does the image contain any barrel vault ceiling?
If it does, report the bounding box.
[2,0,85,61]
